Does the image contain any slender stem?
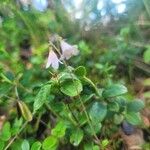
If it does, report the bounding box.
[67,104,79,126]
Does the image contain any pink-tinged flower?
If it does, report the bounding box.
[46,50,62,70]
[60,40,79,60]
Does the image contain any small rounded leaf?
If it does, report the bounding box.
[125,112,142,125]
[21,140,30,150]
[102,84,127,98]
[89,102,107,123]
[42,136,58,150]
[70,128,84,146]
[127,100,145,112]
[51,121,67,138]
[31,141,42,150]
[60,79,83,97]
[0,122,11,141]
[0,139,5,150]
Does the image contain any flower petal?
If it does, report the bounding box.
[60,40,79,60]
[46,50,60,70]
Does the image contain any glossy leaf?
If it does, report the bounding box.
[60,79,83,97]
[42,136,58,150]
[127,100,145,112]
[125,112,142,125]
[31,141,42,150]
[89,102,107,123]
[102,84,127,98]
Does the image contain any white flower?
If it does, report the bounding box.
[46,50,62,70]
[60,40,79,60]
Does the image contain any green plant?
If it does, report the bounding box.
[0,38,145,150]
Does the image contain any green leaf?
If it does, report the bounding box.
[113,114,124,124]
[10,139,23,150]
[125,112,142,125]
[143,48,150,63]
[60,79,83,97]
[102,84,127,98]
[101,139,109,148]
[42,136,58,150]
[18,101,32,121]
[115,97,127,112]
[93,145,99,150]
[21,140,30,150]
[11,118,23,135]
[75,66,86,77]
[0,140,5,150]
[58,72,77,81]
[0,122,11,141]
[84,142,93,150]
[127,100,145,112]
[34,84,51,112]
[89,102,107,123]
[51,121,67,138]
[83,142,100,150]
[108,102,119,112]
[31,141,42,150]
[85,122,102,135]
[70,128,84,146]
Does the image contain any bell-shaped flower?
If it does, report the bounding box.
[60,40,79,60]
[46,50,62,70]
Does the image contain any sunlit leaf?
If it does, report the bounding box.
[0,122,11,141]
[31,141,42,150]
[70,128,84,146]
[21,140,30,150]
[51,121,67,138]
[42,136,58,150]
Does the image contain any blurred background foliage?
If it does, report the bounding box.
[0,0,150,103]
[0,0,149,74]
[0,0,150,104]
